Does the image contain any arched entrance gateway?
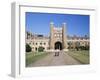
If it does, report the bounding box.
[55,42,62,50]
[49,22,68,51]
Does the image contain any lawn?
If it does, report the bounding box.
[26,52,48,67]
[67,50,89,64]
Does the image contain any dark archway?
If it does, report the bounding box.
[55,41,62,50]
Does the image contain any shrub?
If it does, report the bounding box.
[85,45,89,50]
[75,46,80,51]
[38,46,44,52]
[79,46,89,50]
[26,44,32,52]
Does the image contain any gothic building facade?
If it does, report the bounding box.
[26,22,89,52]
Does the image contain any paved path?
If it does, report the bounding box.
[28,51,81,67]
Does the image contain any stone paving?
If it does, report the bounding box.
[28,51,81,67]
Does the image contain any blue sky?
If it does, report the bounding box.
[26,12,89,37]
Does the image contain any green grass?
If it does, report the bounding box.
[67,50,89,64]
[26,52,48,66]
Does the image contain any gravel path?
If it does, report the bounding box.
[28,51,81,67]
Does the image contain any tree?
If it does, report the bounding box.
[26,44,32,52]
